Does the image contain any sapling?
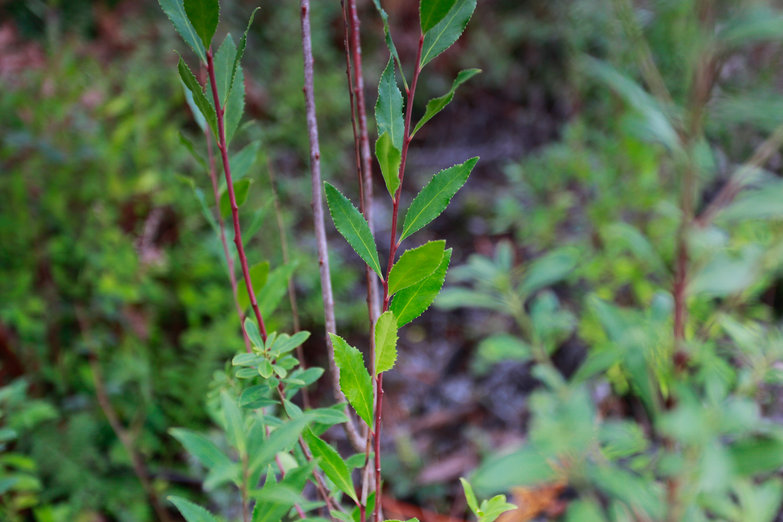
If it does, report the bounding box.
[159,0,515,520]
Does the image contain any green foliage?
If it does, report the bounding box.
[411,69,481,136]
[390,248,452,327]
[324,182,383,279]
[330,334,374,426]
[420,0,477,67]
[373,311,399,375]
[387,241,446,295]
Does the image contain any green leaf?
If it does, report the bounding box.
[420,0,458,33]
[183,0,219,49]
[220,391,245,456]
[518,247,578,296]
[388,240,446,295]
[224,65,245,145]
[370,1,405,88]
[258,262,297,318]
[178,56,217,135]
[238,262,270,312]
[472,334,531,375]
[239,385,277,409]
[375,132,401,198]
[244,318,265,349]
[375,58,404,150]
[719,6,783,49]
[169,428,234,480]
[412,69,480,136]
[168,496,220,522]
[324,183,383,279]
[478,496,517,522]
[390,248,451,326]
[719,179,783,221]
[303,430,358,503]
[268,331,311,357]
[374,311,398,375]
[213,33,237,106]
[400,157,477,241]
[158,0,206,62]
[248,415,311,476]
[329,334,374,426]
[420,0,477,67]
[232,8,258,95]
[470,445,557,497]
[460,478,479,514]
[219,178,252,218]
[230,141,260,181]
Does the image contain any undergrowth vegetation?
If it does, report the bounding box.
[3,0,783,521]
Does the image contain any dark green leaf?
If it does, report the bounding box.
[324,183,383,279]
[388,240,446,295]
[375,58,404,150]
[729,437,783,476]
[390,248,451,326]
[412,69,480,136]
[219,178,252,218]
[213,33,237,106]
[158,0,206,62]
[232,8,258,95]
[375,132,401,198]
[239,385,278,409]
[248,415,311,476]
[304,430,358,503]
[244,318,265,349]
[170,428,233,475]
[420,0,477,67]
[420,0,458,33]
[374,311,398,375]
[178,56,217,135]
[183,0,219,49]
[330,334,374,426]
[400,157,477,240]
[238,262,270,312]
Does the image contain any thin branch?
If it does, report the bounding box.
[206,50,268,342]
[299,0,365,452]
[696,122,783,226]
[77,311,172,522]
[205,125,252,352]
[267,159,311,409]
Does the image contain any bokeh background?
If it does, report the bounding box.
[4,0,783,520]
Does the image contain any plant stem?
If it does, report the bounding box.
[298,0,365,452]
[205,50,268,343]
[373,33,425,522]
[205,125,253,352]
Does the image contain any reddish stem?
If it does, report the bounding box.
[374,33,425,522]
[206,50,268,342]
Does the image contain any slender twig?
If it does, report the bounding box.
[299,0,365,452]
[696,122,783,227]
[267,159,312,409]
[206,50,268,343]
[373,33,426,522]
[77,311,172,522]
[205,124,253,352]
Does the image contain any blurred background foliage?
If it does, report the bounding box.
[3,0,783,520]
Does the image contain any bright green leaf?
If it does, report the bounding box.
[420,0,477,67]
[183,0,219,49]
[329,334,374,426]
[158,0,206,62]
[412,69,480,136]
[303,430,358,503]
[324,183,383,279]
[213,33,237,106]
[374,311,398,375]
[400,157,477,241]
[388,240,446,295]
[460,478,479,514]
[244,318,265,349]
[375,132,401,198]
[375,58,404,150]
[390,248,451,326]
[420,0,459,33]
[169,496,220,522]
